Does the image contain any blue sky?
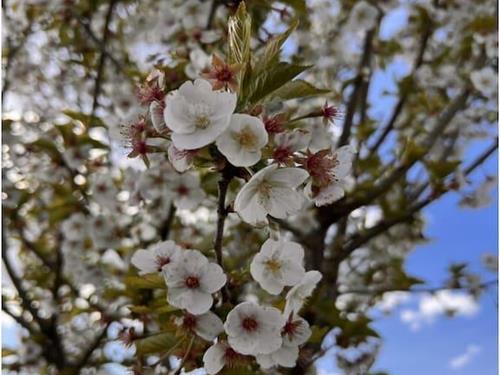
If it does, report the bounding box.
[373,156,498,375]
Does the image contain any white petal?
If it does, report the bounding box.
[273,345,299,367]
[267,167,309,187]
[284,317,311,347]
[203,343,226,375]
[256,331,283,355]
[256,353,276,369]
[150,101,166,132]
[268,188,305,219]
[170,288,213,315]
[200,263,227,293]
[281,260,306,286]
[313,183,345,206]
[195,312,224,341]
[228,333,259,355]
[164,93,195,134]
[235,190,268,226]
[171,116,231,150]
[131,250,156,275]
[284,271,323,316]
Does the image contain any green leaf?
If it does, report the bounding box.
[309,326,329,344]
[258,20,299,71]
[227,2,252,66]
[135,332,177,355]
[227,2,252,101]
[125,274,166,289]
[246,63,311,105]
[425,160,460,180]
[63,110,105,128]
[267,79,329,101]
[278,0,307,14]
[29,139,61,160]
[128,304,178,314]
[402,139,426,164]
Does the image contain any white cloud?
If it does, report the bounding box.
[317,369,341,375]
[400,290,479,331]
[449,345,481,370]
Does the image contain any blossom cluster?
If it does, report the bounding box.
[123,73,354,214]
[131,238,323,372]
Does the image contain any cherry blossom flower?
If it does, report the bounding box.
[215,114,268,167]
[224,302,285,356]
[167,143,195,172]
[61,213,89,241]
[163,250,226,314]
[256,314,311,369]
[131,240,182,275]
[90,173,120,211]
[62,145,91,170]
[234,165,309,226]
[349,1,379,31]
[284,271,323,316]
[203,341,248,375]
[167,172,206,210]
[185,48,211,79]
[175,311,223,341]
[264,113,287,134]
[250,238,305,295]
[470,67,497,97]
[303,145,354,206]
[202,54,241,91]
[136,164,172,203]
[163,79,237,150]
[272,129,310,166]
[307,122,335,152]
[149,100,167,133]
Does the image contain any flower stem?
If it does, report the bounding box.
[214,175,231,266]
[214,168,233,302]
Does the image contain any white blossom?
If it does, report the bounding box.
[234,165,309,226]
[224,302,285,356]
[149,100,167,133]
[256,315,311,369]
[284,271,323,316]
[167,144,194,172]
[164,79,236,150]
[167,172,206,210]
[250,238,305,295]
[216,114,268,167]
[203,341,244,375]
[185,48,211,79]
[175,311,223,341]
[470,67,497,97]
[349,1,379,31]
[61,213,89,241]
[304,145,355,206]
[163,250,226,314]
[131,240,182,275]
[90,174,120,212]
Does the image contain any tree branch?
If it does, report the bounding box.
[72,321,112,371]
[367,25,432,156]
[340,138,497,257]
[159,204,176,241]
[89,0,118,127]
[337,27,376,147]
[325,88,471,224]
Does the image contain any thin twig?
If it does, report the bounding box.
[172,336,195,375]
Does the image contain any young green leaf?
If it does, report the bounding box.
[267,79,329,101]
